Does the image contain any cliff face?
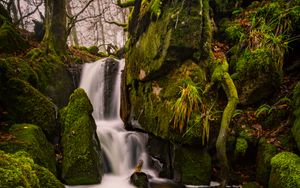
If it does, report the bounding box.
[124,0,300,185]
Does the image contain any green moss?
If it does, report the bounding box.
[0,21,28,53]
[234,137,248,158]
[256,137,278,186]
[0,150,64,188]
[60,88,103,185]
[174,146,211,185]
[0,57,38,87]
[0,124,56,174]
[292,81,300,151]
[129,60,208,144]
[269,152,300,188]
[0,78,57,140]
[26,48,75,107]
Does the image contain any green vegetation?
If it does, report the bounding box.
[256,138,278,186]
[269,152,300,188]
[172,79,202,133]
[234,137,248,157]
[0,124,56,174]
[60,88,103,185]
[174,147,211,185]
[292,81,300,151]
[0,78,57,140]
[0,150,64,188]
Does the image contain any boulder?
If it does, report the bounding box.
[60,88,103,185]
[0,124,56,174]
[0,78,57,140]
[130,172,149,188]
[173,146,211,185]
[0,150,64,188]
[269,152,300,188]
[255,138,278,187]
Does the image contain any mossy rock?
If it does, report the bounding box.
[0,57,38,87]
[292,81,300,152]
[0,20,28,53]
[126,0,211,83]
[255,137,278,187]
[0,124,56,174]
[60,88,103,185]
[0,150,64,188]
[173,146,211,185]
[0,78,57,140]
[269,152,300,188]
[128,60,207,144]
[26,48,75,108]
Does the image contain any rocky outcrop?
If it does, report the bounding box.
[60,88,103,185]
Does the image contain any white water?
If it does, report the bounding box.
[70,58,156,188]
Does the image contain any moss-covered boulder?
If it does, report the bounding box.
[0,19,28,53]
[173,146,211,185]
[0,57,38,87]
[269,152,300,188]
[0,124,56,174]
[0,78,57,139]
[128,60,207,143]
[60,88,103,185]
[26,48,75,108]
[292,81,300,151]
[255,137,278,187]
[234,137,248,159]
[0,150,64,188]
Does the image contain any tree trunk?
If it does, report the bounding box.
[66,0,79,46]
[43,0,67,55]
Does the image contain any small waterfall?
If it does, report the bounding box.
[75,58,155,187]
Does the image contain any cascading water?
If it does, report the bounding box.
[69,58,155,188]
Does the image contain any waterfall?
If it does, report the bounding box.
[72,58,155,188]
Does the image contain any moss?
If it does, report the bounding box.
[292,81,300,151]
[0,150,64,188]
[256,137,278,187]
[242,182,260,188]
[129,60,208,144]
[234,137,248,158]
[0,57,38,87]
[269,152,300,188]
[26,48,75,108]
[174,146,211,185]
[0,20,28,53]
[0,124,56,174]
[0,78,57,140]
[126,0,212,83]
[60,88,103,185]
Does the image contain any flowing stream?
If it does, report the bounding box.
[69,58,156,188]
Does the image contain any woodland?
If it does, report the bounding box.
[0,0,300,188]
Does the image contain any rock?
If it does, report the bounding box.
[255,138,278,187]
[60,88,103,185]
[147,135,173,178]
[173,146,211,185]
[0,124,56,174]
[0,150,64,188]
[292,81,300,151]
[269,152,300,188]
[130,172,149,188]
[0,18,28,53]
[0,78,57,140]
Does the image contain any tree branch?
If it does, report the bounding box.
[115,0,135,8]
